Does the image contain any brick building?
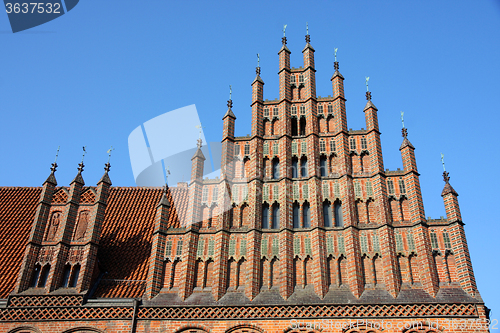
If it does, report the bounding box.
[0,33,489,333]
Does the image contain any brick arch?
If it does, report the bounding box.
[226,324,264,333]
[7,327,42,333]
[284,327,321,333]
[174,324,211,333]
[61,328,105,333]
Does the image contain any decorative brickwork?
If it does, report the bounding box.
[0,32,488,332]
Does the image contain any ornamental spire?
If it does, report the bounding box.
[282,24,287,45]
[334,48,339,71]
[305,22,310,43]
[365,76,371,101]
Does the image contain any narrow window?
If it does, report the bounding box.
[300,117,306,136]
[366,181,373,197]
[293,204,300,228]
[30,264,41,288]
[299,105,306,115]
[303,203,311,228]
[430,232,438,248]
[208,239,215,256]
[291,105,297,115]
[399,178,406,194]
[292,142,298,154]
[334,201,343,227]
[292,157,298,178]
[318,104,323,114]
[263,186,269,201]
[443,231,451,249]
[395,233,404,252]
[244,144,250,155]
[291,118,298,136]
[263,142,269,155]
[273,142,279,155]
[301,140,307,153]
[229,239,236,256]
[320,157,327,177]
[272,158,280,179]
[165,240,173,256]
[262,204,269,229]
[354,182,362,198]
[300,157,308,177]
[350,137,357,150]
[407,231,416,251]
[69,264,80,288]
[264,107,269,118]
[327,104,333,114]
[323,202,332,227]
[299,75,304,83]
[61,264,71,287]
[387,179,395,194]
[272,205,280,229]
[197,239,205,257]
[38,264,50,288]
[361,137,367,150]
[319,139,326,152]
[303,184,309,197]
[330,139,336,153]
[202,187,208,202]
[273,107,279,117]
[290,74,296,83]
[176,240,183,256]
[212,188,219,204]
[361,236,368,253]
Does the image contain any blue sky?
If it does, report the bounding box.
[1,0,499,317]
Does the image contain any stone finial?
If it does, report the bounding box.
[443,171,450,184]
[366,91,372,101]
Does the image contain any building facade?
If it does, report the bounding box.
[0,33,489,333]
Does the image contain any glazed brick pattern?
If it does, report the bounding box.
[0,35,485,331]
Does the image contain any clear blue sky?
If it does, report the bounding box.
[1,0,499,317]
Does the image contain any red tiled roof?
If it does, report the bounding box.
[0,187,41,298]
[0,185,188,299]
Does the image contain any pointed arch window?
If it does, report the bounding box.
[272,158,280,179]
[262,204,269,229]
[272,204,280,229]
[300,157,308,177]
[61,264,71,287]
[30,264,41,288]
[38,264,50,288]
[303,203,311,228]
[299,117,306,136]
[320,156,327,177]
[69,264,80,288]
[291,157,298,178]
[323,201,332,227]
[334,201,343,227]
[293,203,300,228]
